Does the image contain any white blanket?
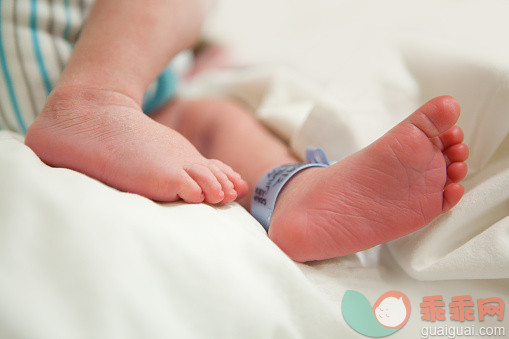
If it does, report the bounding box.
[198,0,509,281]
[1,0,508,338]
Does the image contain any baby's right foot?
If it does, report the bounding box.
[25,87,248,203]
[269,96,468,262]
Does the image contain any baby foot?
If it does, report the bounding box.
[269,96,468,262]
[25,87,248,203]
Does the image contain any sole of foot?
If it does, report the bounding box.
[269,96,468,262]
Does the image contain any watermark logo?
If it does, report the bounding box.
[420,295,504,322]
[342,290,411,337]
[419,295,505,338]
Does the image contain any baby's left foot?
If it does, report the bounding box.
[25,87,248,204]
[268,96,468,262]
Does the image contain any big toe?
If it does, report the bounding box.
[176,171,205,203]
[406,96,461,138]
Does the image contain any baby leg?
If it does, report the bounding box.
[25,0,247,203]
[154,96,468,262]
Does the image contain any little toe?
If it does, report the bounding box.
[209,164,237,203]
[177,171,205,203]
[407,96,461,138]
[443,183,465,212]
[439,125,464,150]
[447,162,468,182]
[444,143,469,165]
[186,165,224,204]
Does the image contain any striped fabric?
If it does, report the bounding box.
[0,0,178,134]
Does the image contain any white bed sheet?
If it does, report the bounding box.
[1,131,507,338]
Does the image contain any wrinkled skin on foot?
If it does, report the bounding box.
[25,87,248,203]
[269,96,468,262]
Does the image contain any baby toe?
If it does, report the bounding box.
[439,125,464,150]
[209,164,237,203]
[185,164,224,204]
[443,183,465,212]
[177,171,205,203]
[447,162,468,182]
[407,96,460,139]
[444,143,469,165]
[210,160,249,199]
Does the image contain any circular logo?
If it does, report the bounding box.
[342,290,411,337]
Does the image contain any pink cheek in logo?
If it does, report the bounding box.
[372,291,411,329]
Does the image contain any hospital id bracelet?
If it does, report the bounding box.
[251,147,331,232]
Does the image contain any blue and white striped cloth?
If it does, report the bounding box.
[0,0,178,134]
